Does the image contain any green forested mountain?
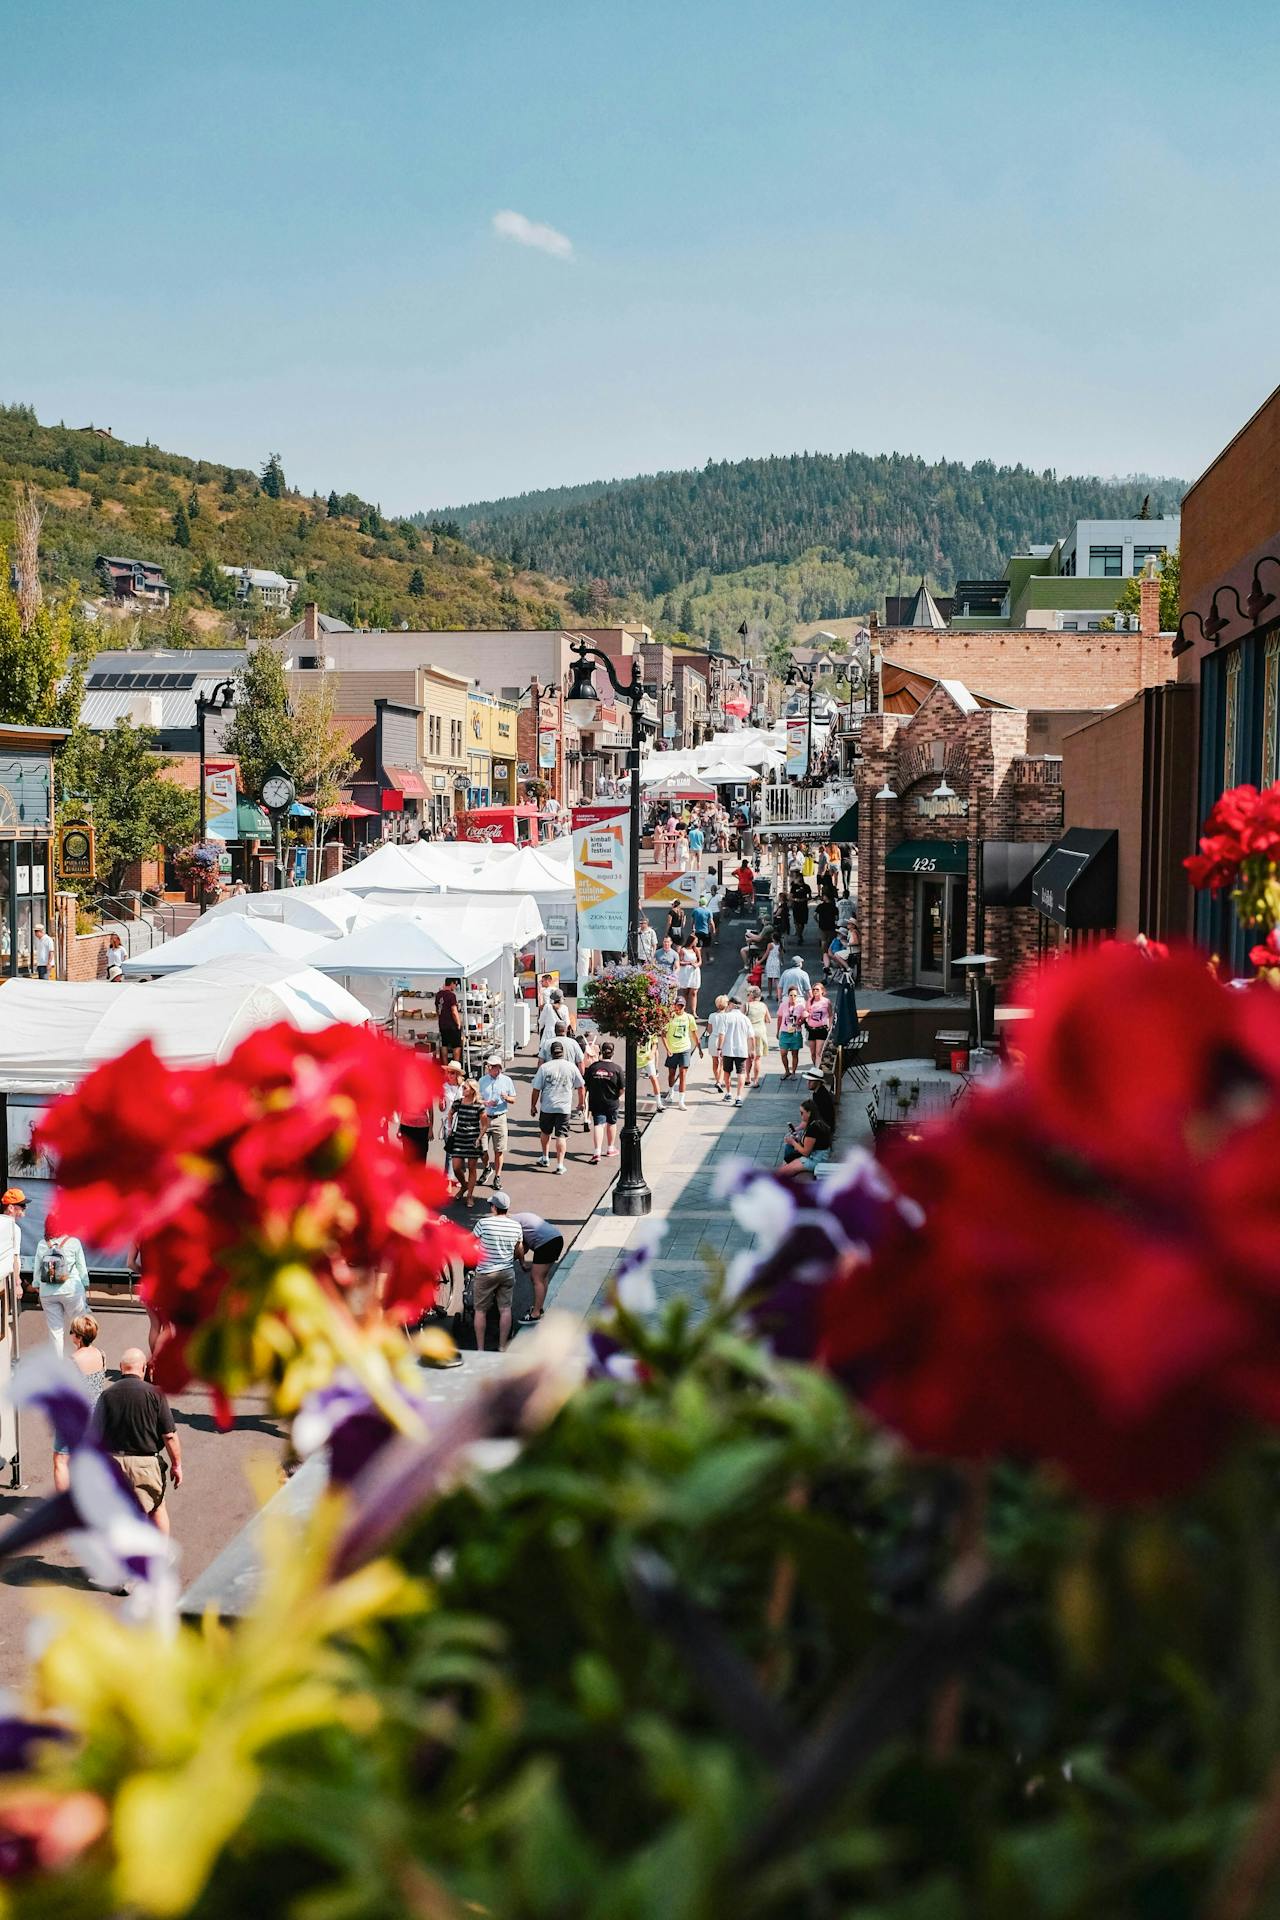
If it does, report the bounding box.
[0,404,567,641]
[432,451,1184,607]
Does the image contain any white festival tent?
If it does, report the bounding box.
[698,759,761,784]
[304,894,546,1052]
[0,954,371,1095]
[340,841,446,895]
[200,884,378,937]
[121,913,323,976]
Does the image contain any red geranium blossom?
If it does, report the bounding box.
[818,945,1280,1502]
[1186,782,1280,905]
[37,1024,475,1406]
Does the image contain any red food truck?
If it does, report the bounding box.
[453,803,546,846]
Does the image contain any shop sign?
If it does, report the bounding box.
[538,729,557,769]
[517,761,531,777]
[56,821,96,881]
[916,794,968,819]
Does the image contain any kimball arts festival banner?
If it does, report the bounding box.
[572,804,630,952]
[786,719,809,780]
[204,758,238,842]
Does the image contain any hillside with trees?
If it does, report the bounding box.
[0,404,568,643]
[431,452,1185,639]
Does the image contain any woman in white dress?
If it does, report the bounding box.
[676,940,703,1017]
[763,938,782,1005]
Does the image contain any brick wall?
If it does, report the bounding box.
[875,625,1172,710]
[856,690,1064,990]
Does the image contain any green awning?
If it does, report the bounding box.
[885,839,968,876]
[237,800,273,839]
[828,801,859,843]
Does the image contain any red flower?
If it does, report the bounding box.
[818,946,1280,1502]
[1186,783,1280,894]
[38,1024,464,1405]
[1251,929,1280,973]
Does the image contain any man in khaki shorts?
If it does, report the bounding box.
[470,1191,524,1354]
[90,1347,183,1534]
[477,1054,517,1187]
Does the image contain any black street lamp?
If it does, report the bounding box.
[786,662,816,777]
[565,639,655,1216]
[196,678,237,912]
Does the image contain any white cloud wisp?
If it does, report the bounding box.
[492,209,573,260]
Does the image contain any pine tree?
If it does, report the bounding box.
[187,487,200,519]
[173,501,191,548]
[222,469,237,496]
[327,490,341,518]
[408,568,426,597]
[60,445,80,488]
[260,453,286,500]
[296,512,309,541]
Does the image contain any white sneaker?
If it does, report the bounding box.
[554,1162,565,1175]
[678,1095,687,1109]
[733,1096,742,1106]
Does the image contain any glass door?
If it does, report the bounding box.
[915,877,948,988]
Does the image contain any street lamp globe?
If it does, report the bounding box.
[565,653,600,728]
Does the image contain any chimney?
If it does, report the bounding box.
[303,602,319,644]
[1139,558,1161,639]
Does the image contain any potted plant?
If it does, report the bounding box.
[580,962,679,1042]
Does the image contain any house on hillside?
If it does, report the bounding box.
[219,566,299,612]
[95,555,171,609]
[791,642,844,679]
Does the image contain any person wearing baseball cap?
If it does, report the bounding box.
[477,1054,517,1187]
[0,1190,25,1298]
[470,1189,524,1353]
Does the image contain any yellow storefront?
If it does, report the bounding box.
[421,665,469,830]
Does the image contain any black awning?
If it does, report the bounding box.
[1033,828,1118,929]
[885,839,968,876]
[828,801,859,843]
[981,840,1054,908]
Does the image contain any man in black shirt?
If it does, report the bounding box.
[91,1348,183,1534]
[584,1040,625,1164]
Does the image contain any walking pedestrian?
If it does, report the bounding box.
[777,986,806,1079]
[637,915,658,964]
[34,1228,88,1355]
[719,997,753,1106]
[653,934,678,980]
[530,1040,585,1175]
[764,936,782,1004]
[104,931,126,983]
[779,954,812,1000]
[513,1208,565,1324]
[637,1033,664,1109]
[32,926,54,979]
[51,1312,107,1493]
[789,871,812,942]
[805,982,833,1069]
[687,821,704,866]
[675,941,702,1017]
[663,993,703,1108]
[584,1040,625,1162]
[839,841,853,897]
[745,984,770,1085]
[652,819,668,868]
[703,994,729,1091]
[446,1079,487,1209]
[538,988,571,1044]
[477,1054,517,1186]
[470,1191,524,1353]
[91,1347,182,1535]
[539,1022,584,1069]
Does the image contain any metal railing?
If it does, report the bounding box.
[761,779,859,831]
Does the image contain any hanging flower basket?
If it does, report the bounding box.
[580,963,678,1041]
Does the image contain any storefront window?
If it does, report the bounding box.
[1224,648,1243,788]
[1264,634,1280,787]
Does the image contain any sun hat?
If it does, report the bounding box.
[1,1188,25,1206]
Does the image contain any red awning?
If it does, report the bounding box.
[324,800,379,819]
[384,766,428,799]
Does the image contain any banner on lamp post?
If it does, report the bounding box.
[643,869,701,910]
[204,758,238,841]
[786,719,809,779]
[571,803,630,951]
[538,728,558,769]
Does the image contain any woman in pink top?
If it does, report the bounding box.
[805,983,833,1068]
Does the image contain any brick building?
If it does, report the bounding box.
[867,617,1171,711]
[1171,380,1280,970]
[856,684,1066,993]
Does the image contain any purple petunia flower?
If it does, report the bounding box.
[713,1153,922,1362]
[0,1350,179,1621]
[613,1219,668,1315]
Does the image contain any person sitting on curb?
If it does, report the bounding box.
[776,1098,833,1181]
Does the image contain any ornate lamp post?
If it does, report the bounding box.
[564,640,654,1216]
[196,678,236,911]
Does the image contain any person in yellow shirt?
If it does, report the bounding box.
[663,994,704,1110]
[636,1034,665,1110]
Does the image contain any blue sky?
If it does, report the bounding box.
[2,0,1278,512]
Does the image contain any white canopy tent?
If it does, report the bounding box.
[698,760,761,784]
[200,884,378,937]
[304,894,545,1057]
[121,913,323,976]
[0,954,371,1095]
[342,841,446,895]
